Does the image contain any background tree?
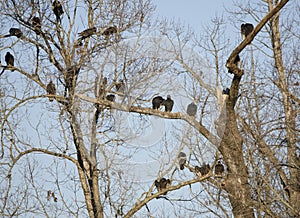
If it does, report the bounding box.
[0,0,298,217]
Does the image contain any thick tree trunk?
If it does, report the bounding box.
[269,1,300,216]
[217,77,255,218]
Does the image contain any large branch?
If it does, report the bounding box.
[123,173,212,218]
[75,94,220,146]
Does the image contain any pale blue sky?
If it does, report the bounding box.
[153,0,233,31]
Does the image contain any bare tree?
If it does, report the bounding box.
[0,0,298,217]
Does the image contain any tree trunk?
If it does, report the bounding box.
[218,75,255,218]
[269,1,300,216]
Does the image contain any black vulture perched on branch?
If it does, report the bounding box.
[178,152,187,170]
[32,16,41,34]
[152,96,164,110]
[241,23,254,40]
[102,26,117,36]
[222,88,230,95]
[195,163,210,177]
[187,102,197,116]
[155,178,171,195]
[4,28,23,38]
[78,27,97,40]
[52,0,64,22]
[106,94,115,102]
[214,160,225,177]
[5,52,14,71]
[162,95,174,112]
[46,80,56,102]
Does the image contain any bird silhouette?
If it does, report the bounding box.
[222,88,230,95]
[155,178,171,195]
[187,102,197,116]
[241,23,254,40]
[152,96,164,110]
[52,0,64,22]
[46,80,56,102]
[78,27,97,40]
[214,160,225,177]
[162,95,174,112]
[195,163,210,176]
[178,152,187,170]
[103,26,117,36]
[5,52,14,71]
[4,28,23,38]
[32,16,41,34]
[106,94,115,102]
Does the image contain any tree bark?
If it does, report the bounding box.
[268,0,300,216]
[217,75,255,218]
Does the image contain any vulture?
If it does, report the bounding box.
[162,95,174,112]
[31,17,41,35]
[195,163,210,177]
[106,94,115,102]
[102,26,117,36]
[46,80,56,102]
[78,27,97,40]
[6,28,23,38]
[32,17,41,29]
[241,23,254,40]
[214,160,225,177]
[187,102,197,116]
[155,178,171,195]
[222,88,230,95]
[178,152,187,170]
[52,0,64,22]
[5,52,14,71]
[152,96,164,110]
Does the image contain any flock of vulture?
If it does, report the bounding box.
[3,20,253,195]
[1,0,117,75]
[154,23,255,195]
[155,152,225,195]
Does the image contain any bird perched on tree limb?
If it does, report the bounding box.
[241,23,254,40]
[46,80,56,102]
[187,102,197,116]
[195,163,210,177]
[106,94,115,102]
[178,152,187,170]
[214,160,225,178]
[78,27,97,40]
[102,26,117,37]
[31,16,42,35]
[155,178,171,195]
[4,28,23,38]
[5,52,14,71]
[162,95,174,112]
[222,88,230,95]
[52,0,64,22]
[152,96,165,110]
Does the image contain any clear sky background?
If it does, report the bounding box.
[152,0,234,32]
